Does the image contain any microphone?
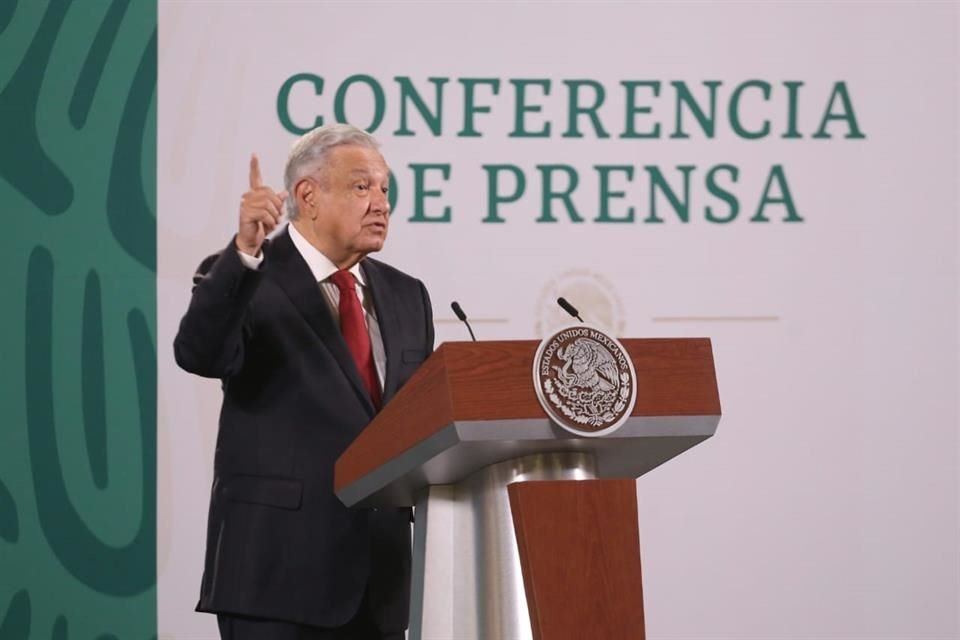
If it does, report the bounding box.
[557,297,584,323]
[450,301,477,341]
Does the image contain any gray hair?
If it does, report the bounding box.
[283,123,381,220]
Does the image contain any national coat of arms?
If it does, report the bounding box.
[533,325,637,437]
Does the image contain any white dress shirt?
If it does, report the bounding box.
[237,224,387,389]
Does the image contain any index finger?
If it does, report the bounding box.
[249,153,263,189]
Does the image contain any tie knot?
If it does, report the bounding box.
[329,270,355,293]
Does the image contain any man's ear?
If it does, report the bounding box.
[296,179,316,215]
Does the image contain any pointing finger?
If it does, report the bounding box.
[249,153,262,189]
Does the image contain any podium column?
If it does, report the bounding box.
[410,452,597,640]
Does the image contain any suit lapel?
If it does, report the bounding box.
[265,230,376,417]
[361,259,401,404]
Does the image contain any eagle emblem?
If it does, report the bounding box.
[533,325,637,437]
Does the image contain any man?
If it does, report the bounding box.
[174,123,434,639]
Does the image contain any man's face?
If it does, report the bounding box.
[309,144,390,264]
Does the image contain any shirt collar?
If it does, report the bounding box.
[287,222,366,286]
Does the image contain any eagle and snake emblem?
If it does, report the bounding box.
[542,336,632,429]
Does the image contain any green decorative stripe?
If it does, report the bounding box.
[69,0,131,130]
[0,590,30,639]
[1,0,156,636]
[0,1,72,215]
[25,252,156,595]
[0,1,15,35]
[82,270,109,489]
[52,617,67,640]
[0,480,17,543]
[107,28,157,270]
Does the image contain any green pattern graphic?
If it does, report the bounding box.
[1,1,156,637]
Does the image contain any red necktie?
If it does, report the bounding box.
[329,270,382,409]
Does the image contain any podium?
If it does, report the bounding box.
[335,339,721,640]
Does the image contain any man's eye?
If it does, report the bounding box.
[381,186,389,194]
[355,183,369,192]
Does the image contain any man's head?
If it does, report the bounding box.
[284,123,391,268]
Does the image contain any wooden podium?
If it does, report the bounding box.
[335,339,721,640]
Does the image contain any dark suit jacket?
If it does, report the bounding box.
[173,228,434,630]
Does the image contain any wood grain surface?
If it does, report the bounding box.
[509,479,646,640]
[335,338,719,492]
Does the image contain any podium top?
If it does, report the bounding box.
[335,338,720,507]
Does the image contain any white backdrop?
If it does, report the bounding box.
[158,2,958,639]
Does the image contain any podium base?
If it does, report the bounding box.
[409,451,596,640]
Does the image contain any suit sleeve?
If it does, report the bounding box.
[173,238,263,379]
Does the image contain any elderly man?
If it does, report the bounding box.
[174,123,434,640]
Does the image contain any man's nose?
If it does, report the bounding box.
[370,189,390,215]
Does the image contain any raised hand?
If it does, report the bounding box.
[237,154,287,256]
